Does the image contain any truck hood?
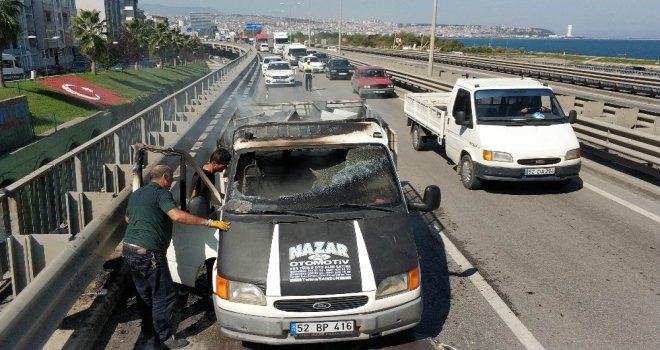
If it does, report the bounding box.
[477,123,580,158]
[217,212,417,296]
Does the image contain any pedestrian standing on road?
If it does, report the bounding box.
[122,164,230,349]
[304,60,314,91]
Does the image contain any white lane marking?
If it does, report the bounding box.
[433,226,546,350]
[583,182,660,224]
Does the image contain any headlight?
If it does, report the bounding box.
[363,85,371,89]
[565,148,581,160]
[376,266,420,299]
[216,276,266,305]
[330,69,337,72]
[388,84,394,88]
[483,150,513,162]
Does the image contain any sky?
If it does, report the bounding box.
[142,0,660,39]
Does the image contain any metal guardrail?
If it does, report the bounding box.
[337,52,660,177]
[0,46,259,349]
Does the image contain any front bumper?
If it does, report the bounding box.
[360,87,395,96]
[215,296,421,344]
[265,77,295,86]
[474,161,581,181]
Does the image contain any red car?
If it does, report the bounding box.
[350,65,395,98]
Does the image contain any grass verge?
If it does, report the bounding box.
[0,63,210,135]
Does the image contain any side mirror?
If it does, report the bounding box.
[567,110,577,124]
[454,111,472,127]
[407,185,441,212]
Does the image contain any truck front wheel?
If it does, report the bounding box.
[412,125,425,151]
[460,155,482,190]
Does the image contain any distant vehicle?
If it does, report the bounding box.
[284,43,307,66]
[263,61,295,86]
[350,65,395,98]
[111,63,125,72]
[140,59,157,68]
[70,60,90,73]
[327,45,337,52]
[2,53,25,80]
[37,64,65,76]
[259,43,270,52]
[325,58,354,80]
[298,55,324,73]
[261,56,283,75]
[310,52,330,64]
[272,31,289,55]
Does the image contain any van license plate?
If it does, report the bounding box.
[525,167,555,176]
[290,320,355,337]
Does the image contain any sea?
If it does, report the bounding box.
[452,38,660,60]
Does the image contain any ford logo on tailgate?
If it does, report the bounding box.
[312,302,332,310]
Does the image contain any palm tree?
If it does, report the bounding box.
[122,19,150,69]
[168,28,185,67]
[0,0,24,88]
[149,22,170,69]
[71,9,107,74]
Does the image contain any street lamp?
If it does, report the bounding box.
[279,2,303,38]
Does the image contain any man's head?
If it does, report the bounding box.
[149,164,174,189]
[209,148,231,173]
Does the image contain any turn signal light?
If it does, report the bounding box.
[216,275,229,300]
[408,266,420,291]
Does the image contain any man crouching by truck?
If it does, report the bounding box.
[121,164,230,349]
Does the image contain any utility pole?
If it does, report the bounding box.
[338,0,343,54]
[427,0,438,77]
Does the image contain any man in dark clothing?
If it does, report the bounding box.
[190,147,231,201]
[122,164,230,349]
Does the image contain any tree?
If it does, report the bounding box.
[149,22,170,69]
[122,19,151,69]
[71,9,107,74]
[0,0,24,88]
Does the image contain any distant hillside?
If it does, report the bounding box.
[140,3,222,17]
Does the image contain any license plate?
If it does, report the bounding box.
[525,167,555,176]
[339,72,347,75]
[290,320,356,338]
[374,91,384,93]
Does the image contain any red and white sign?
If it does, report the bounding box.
[38,76,127,106]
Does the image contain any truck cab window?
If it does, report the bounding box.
[452,88,473,119]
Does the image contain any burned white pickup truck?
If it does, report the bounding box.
[133,100,441,345]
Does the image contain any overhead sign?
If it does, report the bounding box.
[245,23,262,31]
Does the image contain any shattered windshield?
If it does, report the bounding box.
[475,89,567,123]
[224,145,401,212]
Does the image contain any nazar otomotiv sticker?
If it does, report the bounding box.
[37,76,126,106]
[279,222,362,296]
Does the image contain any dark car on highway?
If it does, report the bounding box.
[311,52,330,64]
[324,58,354,80]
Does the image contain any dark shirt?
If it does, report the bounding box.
[191,169,215,200]
[123,182,178,251]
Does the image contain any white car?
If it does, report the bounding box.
[259,43,270,52]
[298,55,324,73]
[261,56,283,75]
[264,61,295,86]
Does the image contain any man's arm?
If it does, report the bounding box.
[166,208,231,231]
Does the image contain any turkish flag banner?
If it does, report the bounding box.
[37,76,127,107]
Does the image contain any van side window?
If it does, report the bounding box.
[452,88,473,119]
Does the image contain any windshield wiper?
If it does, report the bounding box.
[234,210,320,219]
[314,204,396,213]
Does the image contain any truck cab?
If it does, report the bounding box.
[136,100,441,345]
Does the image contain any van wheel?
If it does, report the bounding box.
[460,155,482,190]
[412,125,425,151]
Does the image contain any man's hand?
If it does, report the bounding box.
[207,220,231,231]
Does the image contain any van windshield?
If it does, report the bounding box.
[225,145,401,212]
[474,89,567,123]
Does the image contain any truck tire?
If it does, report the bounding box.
[412,125,425,151]
[460,155,482,190]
